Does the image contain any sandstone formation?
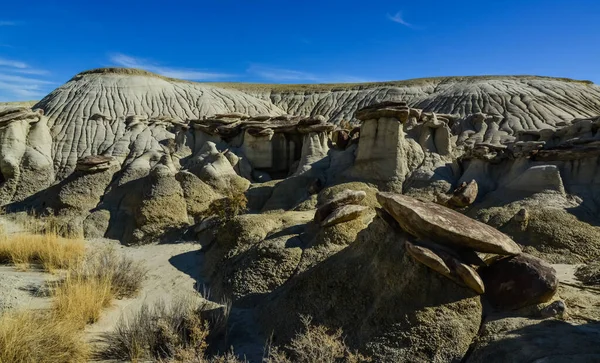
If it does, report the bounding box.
[3,69,600,362]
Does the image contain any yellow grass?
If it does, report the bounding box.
[0,232,85,272]
[0,212,149,362]
[0,310,90,363]
[52,272,114,327]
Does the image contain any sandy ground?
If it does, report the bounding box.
[84,239,206,340]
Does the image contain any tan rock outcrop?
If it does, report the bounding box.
[377,192,522,255]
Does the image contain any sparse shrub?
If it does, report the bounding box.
[204,191,248,222]
[52,247,147,327]
[100,296,212,361]
[0,232,85,272]
[265,316,370,363]
[575,261,600,285]
[0,309,90,363]
[72,247,148,298]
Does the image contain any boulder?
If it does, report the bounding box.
[314,189,367,223]
[479,253,558,310]
[449,180,478,207]
[377,192,522,255]
[321,205,368,228]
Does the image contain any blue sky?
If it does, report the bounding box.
[0,0,599,101]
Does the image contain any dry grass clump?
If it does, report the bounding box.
[575,262,600,285]
[0,232,85,272]
[0,246,147,362]
[265,316,370,363]
[53,247,147,327]
[100,297,212,362]
[52,272,113,327]
[72,247,148,299]
[0,310,90,363]
[204,191,248,222]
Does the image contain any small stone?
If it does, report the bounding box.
[449,180,478,208]
[321,205,368,227]
[540,300,567,319]
[514,208,529,223]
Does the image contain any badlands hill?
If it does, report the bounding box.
[1,68,600,361]
[33,68,600,176]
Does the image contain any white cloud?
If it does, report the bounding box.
[0,57,27,69]
[0,58,53,101]
[387,12,412,27]
[109,53,233,81]
[247,65,372,84]
[247,65,320,82]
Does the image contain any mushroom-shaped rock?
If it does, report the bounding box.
[355,101,409,121]
[405,241,485,294]
[376,192,521,255]
[479,253,559,310]
[298,115,327,126]
[75,155,116,172]
[321,205,368,228]
[314,189,367,223]
[449,180,478,208]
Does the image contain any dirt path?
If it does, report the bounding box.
[84,238,206,343]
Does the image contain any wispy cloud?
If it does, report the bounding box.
[247,65,372,84]
[387,11,412,27]
[0,58,54,101]
[0,21,17,26]
[109,53,233,81]
[0,57,27,69]
[248,65,320,82]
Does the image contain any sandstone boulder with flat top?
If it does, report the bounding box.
[376,192,522,255]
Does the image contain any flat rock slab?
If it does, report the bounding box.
[377,192,521,255]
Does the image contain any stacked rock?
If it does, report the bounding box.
[314,189,369,227]
[377,192,559,309]
[75,155,116,172]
